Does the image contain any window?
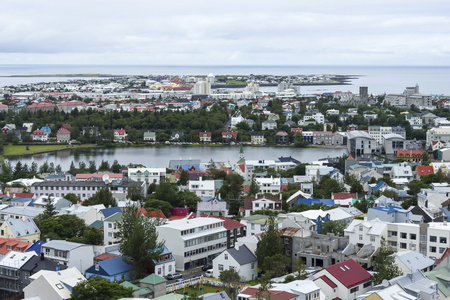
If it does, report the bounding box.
[218,264,223,271]
[251,263,255,269]
[350,286,359,294]
[363,281,372,288]
[400,243,407,249]
[400,232,407,239]
[169,265,172,272]
[440,237,447,244]
[410,233,416,240]
[359,226,363,231]
[430,246,437,253]
[359,235,363,241]
[370,236,375,242]
[430,236,437,242]
[225,254,228,260]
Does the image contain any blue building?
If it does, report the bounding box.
[85,256,135,282]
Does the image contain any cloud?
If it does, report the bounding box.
[0,0,448,65]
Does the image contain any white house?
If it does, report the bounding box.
[41,240,94,273]
[156,217,227,271]
[344,218,387,250]
[23,267,86,300]
[189,178,216,198]
[255,177,282,194]
[212,244,257,281]
[386,223,420,253]
[427,222,450,259]
[103,212,122,245]
[128,167,167,185]
[393,250,434,275]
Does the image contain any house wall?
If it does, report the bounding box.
[386,223,420,253]
[154,260,176,277]
[104,220,120,245]
[212,250,257,281]
[23,275,63,300]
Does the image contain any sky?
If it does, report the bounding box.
[0,0,448,66]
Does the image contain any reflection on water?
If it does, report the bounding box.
[7,146,348,170]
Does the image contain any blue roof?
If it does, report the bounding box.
[101,207,122,218]
[179,164,200,171]
[373,181,386,191]
[86,256,135,276]
[370,206,404,213]
[298,199,335,206]
[26,241,46,255]
[40,126,51,133]
[12,197,33,203]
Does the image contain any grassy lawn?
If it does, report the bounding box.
[2,143,96,156]
[175,284,228,296]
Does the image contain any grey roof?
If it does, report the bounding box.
[42,240,89,251]
[5,217,40,237]
[396,250,434,272]
[226,244,257,265]
[389,270,438,296]
[347,130,372,140]
[200,292,231,300]
[1,206,45,218]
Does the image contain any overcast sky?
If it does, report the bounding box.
[0,0,448,66]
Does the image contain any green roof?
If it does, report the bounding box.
[140,273,167,285]
[105,212,123,222]
[154,293,185,300]
[89,220,104,229]
[236,158,245,164]
[144,132,156,137]
[139,287,153,296]
[425,268,450,297]
[120,281,140,291]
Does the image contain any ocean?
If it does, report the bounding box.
[0,64,449,95]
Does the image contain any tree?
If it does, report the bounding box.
[179,169,190,186]
[111,160,122,173]
[88,160,97,173]
[43,196,58,218]
[292,257,307,280]
[126,183,145,204]
[319,220,348,236]
[372,237,402,285]
[219,268,244,300]
[255,216,282,268]
[64,193,81,205]
[262,254,290,277]
[70,277,133,300]
[83,227,104,245]
[144,199,172,218]
[119,206,164,278]
[37,214,87,241]
[83,188,117,207]
[249,178,260,196]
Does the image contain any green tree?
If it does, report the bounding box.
[255,216,282,268]
[64,193,81,205]
[119,206,164,278]
[126,183,145,204]
[43,196,58,218]
[70,277,133,300]
[262,254,290,277]
[219,268,244,300]
[88,160,97,173]
[37,214,87,241]
[249,178,260,196]
[83,188,117,207]
[319,220,348,236]
[83,227,104,245]
[373,237,402,285]
[179,169,190,185]
[144,199,172,218]
[111,160,122,173]
[292,257,307,280]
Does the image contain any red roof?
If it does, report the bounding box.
[322,259,371,288]
[316,275,337,288]
[114,129,126,135]
[434,248,450,266]
[199,132,212,138]
[94,253,119,261]
[397,150,426,158]
[148,210,166,219]
[240,287,297,300]
[57,128,71,134]
[222,132,238,138]
[1,193,34,198]
[416,165,434,176]
[332,192,357,200]
[0,238,31,255]
[276,131,288,136]
[32,129,46,136]
[57,101,86,106]
[291,128,303,133]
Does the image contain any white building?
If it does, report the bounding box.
[255,177,282,194]
[212,244,257,281]
[426,127,450,148]
[103,212,122,245]
[427,222,450,259]
[156,217,227,271]
[344,218,387,250]
[386,223,420,253]
[189,178,216,198]
[41,240,94,273]
[244,160,296,180]
[302,112,324,124]
[127,167,166,185]
[192,81,211,95]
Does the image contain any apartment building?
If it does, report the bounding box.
[127,167,166,185]
[41,240,94,273]
[156,217,227,271]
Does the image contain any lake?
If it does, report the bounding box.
[6,145,348,171]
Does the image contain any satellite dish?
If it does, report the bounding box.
[102,174,110,184]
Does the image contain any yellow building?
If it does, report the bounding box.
[0,217,40,243]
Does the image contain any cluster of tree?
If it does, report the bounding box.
[35,200,103,245]
[312,175,345,199]
[70,277,133,300]
[68,159,122,176]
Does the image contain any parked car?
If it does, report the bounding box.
[201,264,212,271]
[205,269,213,277]
[167,273,182,280]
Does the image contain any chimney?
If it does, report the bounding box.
[40,253,44,261]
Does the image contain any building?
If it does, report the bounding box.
[262,120,277,130]
[397,150,427,162]
[114,129,127,141]
[393,250,434,275]
[346,130,376,157]
[427,127,450,148]
[382,133,405,155]
[192,81,211,95]
[251,132,264,145]
[222,131,238,142]
[127,167,166,185]
[143,131,156,141]
[243,195,282,217]
[32,129,48,142]
[199,131,212,143]
[56,128,71,143]
[23,267,86,300]
[85,256,135,282]
[344,218,387,250]
[313,259,372,299]
[384,84,433,108]
[0,217,40,243]
[41,240,94,273]
[312,131,333,145]
[189,178,216,198]
[156,217,227,271]
[104,212,122,245]
[212,245,257,281]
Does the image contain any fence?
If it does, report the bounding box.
[166,276,224,293]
